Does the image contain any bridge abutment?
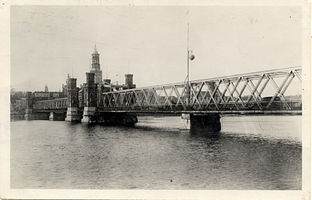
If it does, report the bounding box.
[181,113,221,134]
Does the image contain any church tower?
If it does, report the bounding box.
[44,84,49,92]
[90,45,102,85]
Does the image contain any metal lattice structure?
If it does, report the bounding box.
[100,66,302,113]
[34,98,67,110]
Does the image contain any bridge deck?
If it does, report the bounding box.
[97,108,302,115]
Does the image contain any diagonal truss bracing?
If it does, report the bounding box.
[34,98,67,110]
[98,66,302,112]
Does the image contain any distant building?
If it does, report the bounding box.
[34,92,50,98]
[33,91,62,99]
[51,92,61,98]
[61,74,77,98]
[33,85,63,100]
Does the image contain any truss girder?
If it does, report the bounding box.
[34,98,67,110]
[245,78,264,110]
[266,71,294,110]
[96,67,302,112]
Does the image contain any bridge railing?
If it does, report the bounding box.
[33,98,67,110]
[100,66,302,112]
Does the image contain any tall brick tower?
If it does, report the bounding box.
[90,45,102,85]
[90,45,103,107]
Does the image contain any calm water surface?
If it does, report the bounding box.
[11,115,302,190]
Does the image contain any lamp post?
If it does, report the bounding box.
[186,23,195,109]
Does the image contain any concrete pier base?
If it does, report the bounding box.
[24,109,33,120]
[81,107,96,123]
[181,113,221,134]
[49,112,55,121]
[181,113,191,130]
[65,107,81,122]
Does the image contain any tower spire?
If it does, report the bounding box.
[93,44,98,54]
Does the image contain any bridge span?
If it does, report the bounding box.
[99,66,302,113]
[24,66,302,133]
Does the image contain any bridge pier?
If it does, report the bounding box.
[24,92,33,120]
[49,112,54,121]
[181,113,221,134]
[65,77,81,122]
[81,107,96,123]
[81,73,97,123]
[24,109,33,120]
[65,108,81,122]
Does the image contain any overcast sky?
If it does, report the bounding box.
[11,5,302,92]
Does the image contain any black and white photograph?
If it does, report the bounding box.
[0,0,310,199]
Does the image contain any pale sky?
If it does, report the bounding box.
[11,5,302,92]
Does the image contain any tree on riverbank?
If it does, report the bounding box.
[10,88,27,103]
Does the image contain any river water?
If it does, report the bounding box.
[10,115,302,190]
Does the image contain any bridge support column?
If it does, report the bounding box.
[65,77,81,122]
[181,113,221,134]
[49,112,54,121]
[65,107,81,122]
[24,92,33,120]
[181,114,191,130]
[24,109,33,120]
[81,107,96,123]
[81,73,97,123]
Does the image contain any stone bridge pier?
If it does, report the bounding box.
[181,113,221,134]
[180,82,221,134]
[65,78,81,122]
[24,92,33,120]
[81,73,97,123]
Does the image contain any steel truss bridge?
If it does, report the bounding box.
[99,66,302,114]
[33,66,302,114]
[34,97,67,112]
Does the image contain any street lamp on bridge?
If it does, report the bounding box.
[186,23,195,108]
